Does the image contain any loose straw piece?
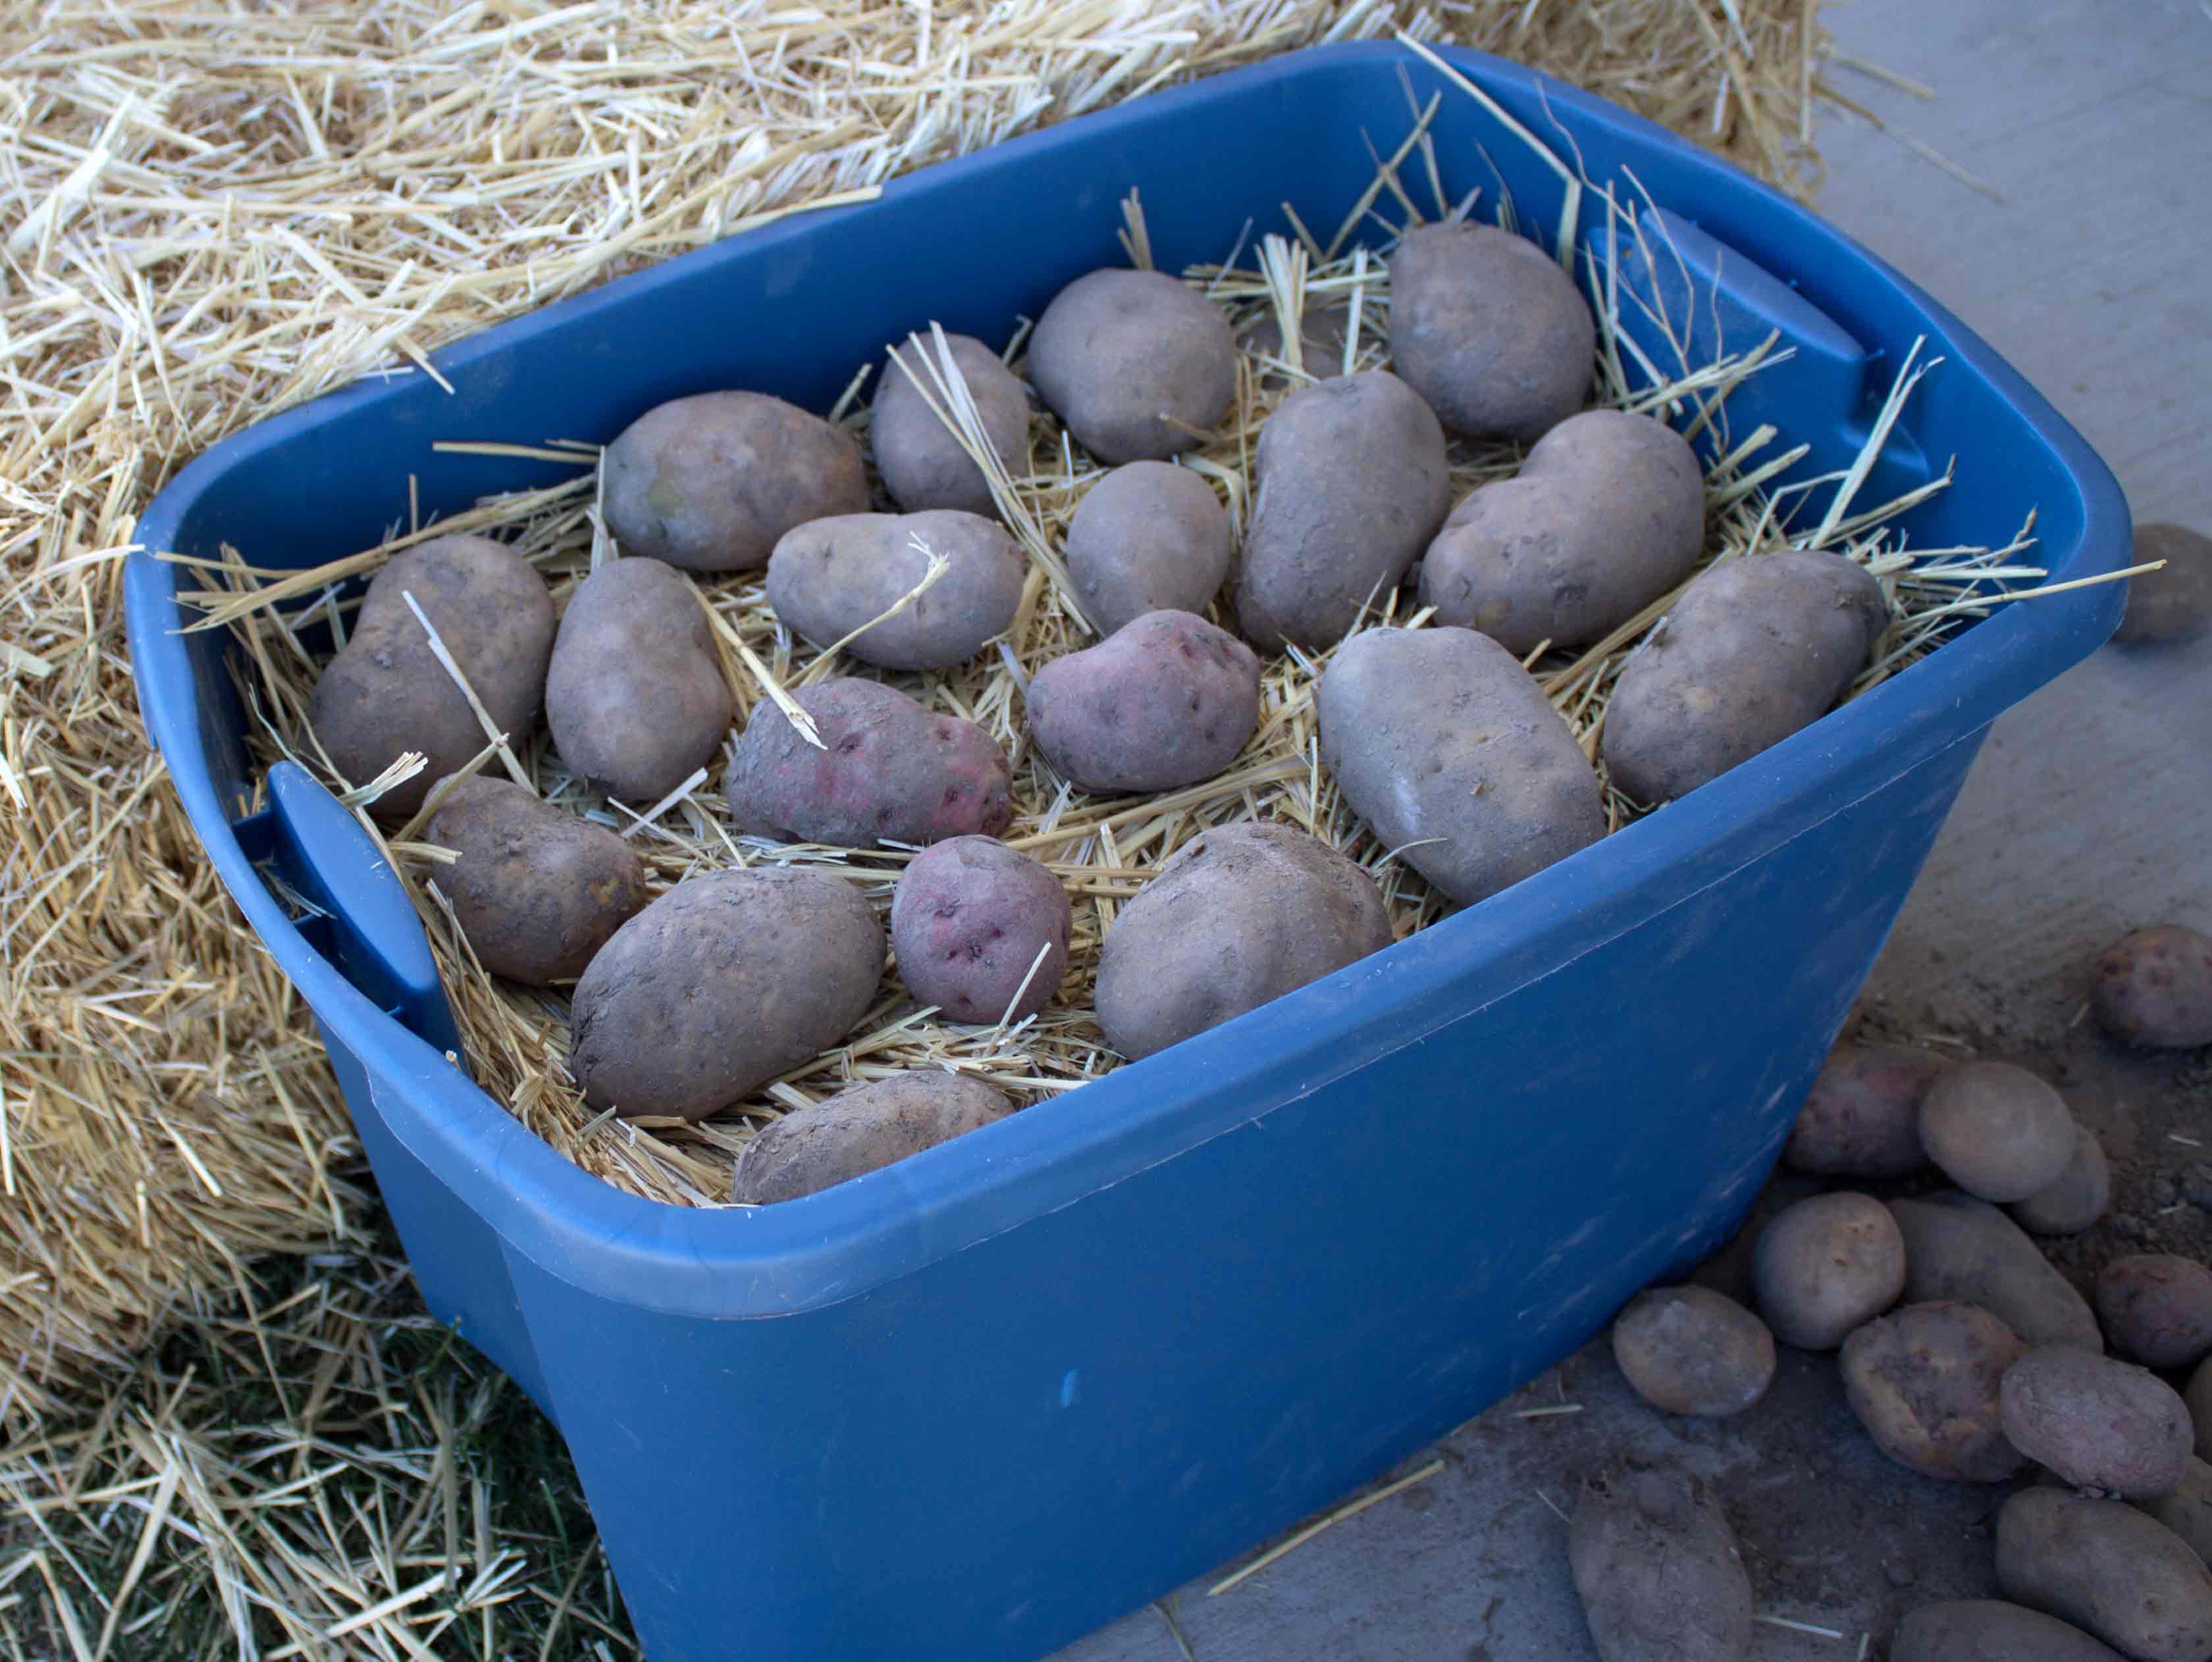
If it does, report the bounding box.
[1209,1459,1446,1596]
[399,590,531,787]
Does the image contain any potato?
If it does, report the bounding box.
[309,534,555,823]
[1316,625,1606,905]
[1609,1286,1775,1418]
[2113,523,2212,645]
[731,1073,1011,1205]
[1388,219,1594,444]
[1782,1041,1944,1177]
[1839,1301,2028,1482]
[1419,410,1705,656]
[1567,1463,1752,1662]
[569,868,883,1120]
[1918,1060,2078,1203]
[2092,925,2212,1050]
[870,332,1030,515]
[423,777,647,986]
[1750,1191,1906,1350]
[1600,550,1888,806]
[2013,1122,2113,1237]
[2099,1257,2212,1371]
[1997,1488,2212,1662]
[600,390,867,573]
[766,509,1024,672]
[1893,1601,2128,1662]
[1234,371,1452,650]
[2003,1347,2194,1498]
[724,679,1011,849]
[1026,268,1236,463]
[2139,1459,2212,1567]
[1064,461,1232,638]
[891,837,1071,1025]
[1026,610,1261,795]
[2191,1361,2212,1463]
[544,558,731,803]
[1891,1193,2105,1353]
[1094,821,1392,1060]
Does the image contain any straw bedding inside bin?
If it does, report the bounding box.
[180,53,2052,1210]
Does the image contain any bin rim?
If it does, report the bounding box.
[125,38,2130,1319]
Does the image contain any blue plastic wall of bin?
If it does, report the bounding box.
[126,41,2127,1662]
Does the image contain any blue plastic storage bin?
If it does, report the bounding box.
[126,40,2126,1662]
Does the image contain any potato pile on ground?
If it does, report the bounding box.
[1577,925,2212,1661]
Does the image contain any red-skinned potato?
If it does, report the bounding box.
[1891,1193,2104,1353]
[2002,1347,2194,1499]
[1568,1464,1752,1662]
[1026,610,1260,795]
[1997,1488,2212,1662]
[2012,1122,2113,1237]
[1841,1301,2028,1482]
[870,332,1030,515]
[2098,1257,2212,1372]
[724,679,1011,850]
[1782,1041,1944,1177]
[1064,461,1232,638]
[891,837,1071,1026]
[309,534,554,823]
[1750,1191,1905,1350]
[600,390,866,572]
[1027,269,1236,463]
[545,558,731,803]
[733,1074,1010,1205]
[1893,1601,2127,1662]
[1919,1060,2078,1204]
[767,509,1024,672]
[2091,925,2212,1050]
[424,777,647,986]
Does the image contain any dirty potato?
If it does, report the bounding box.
[2011,1122,2113,1237]
[1891,1193,2105,1353]
[1026,268,1237,463]
[1026,610,1261,794]
[1094,821,1393,1060]
[2113,523,2212,645]
[544,558,731,804]
[732,1073,1011,1204]
[2091,925,2212,1050]
[891,837,1072,1026]
[1997,1488,2212,1662]
[1388,218,1594,444]
[1568,1463,1753,1662]
[423,777,647,986]
[568,868,883,1120]
[1420,409,1705,656]
[1064,461,1232,637]
[1610,1286,1776,1418]
[600,389,868,572]
[766,509,1025,671]
[309,533,555,823]
[1840,1301,2028,1483]
[724,679,1011,850]
[1600,550,1888,806]
[2099,1257,2212,1372]
[1919,1060,2078,1204]
[870,332,1030,515]
[1782,1041,1945,1178]
[2138,1459,2212,1568]
[1234,371,1452,650]
[2003,1347,2194,1499]
[1750,1191,1906,1351]
[1893,1601,2128,1662]
[1316,625,1606,906]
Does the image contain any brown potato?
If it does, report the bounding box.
[870,332,1030,515]
[1388,219,1594,444]
[732,1073,1011,1205]
[2139,1458,2212,1568]
[1750,1191,1905,1351]
[1782,1041,1944,1177]
[1026,610,1260,795]
[1026,268,1236,463]
[724,679,1011,850]
[1893,1601,2128,1662]
[766,509,1024,671]
[1610,1286,1775,1418]
[2099,1257,2212,1371]
[1601,550,1888,806]
[2113,523,2212,645]
[569,868,883,1120]
[1919,1060,2078,1204]
[2012,1122,2113,1237]
[1997,1488,2212,1662]
[1234,371,1452,651]
[1316,625,1606,905]
[1840,1301,2028,1482]
[544,558,731,803]
[1568,1463,1752,1662]
[1094,822,1392,1061]
[309,534,555,823]
[2003,1347,2194,1499]
[1891,1193,2105,1353]
[891,837,1071,1026]
[2092,925,2212,1050]
[600,390,867,572]
[1064,461,1232,638]
[423,777,647,986]
[1419,409,1705,656]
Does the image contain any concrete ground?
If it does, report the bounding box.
[1059,2,2212,1657]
